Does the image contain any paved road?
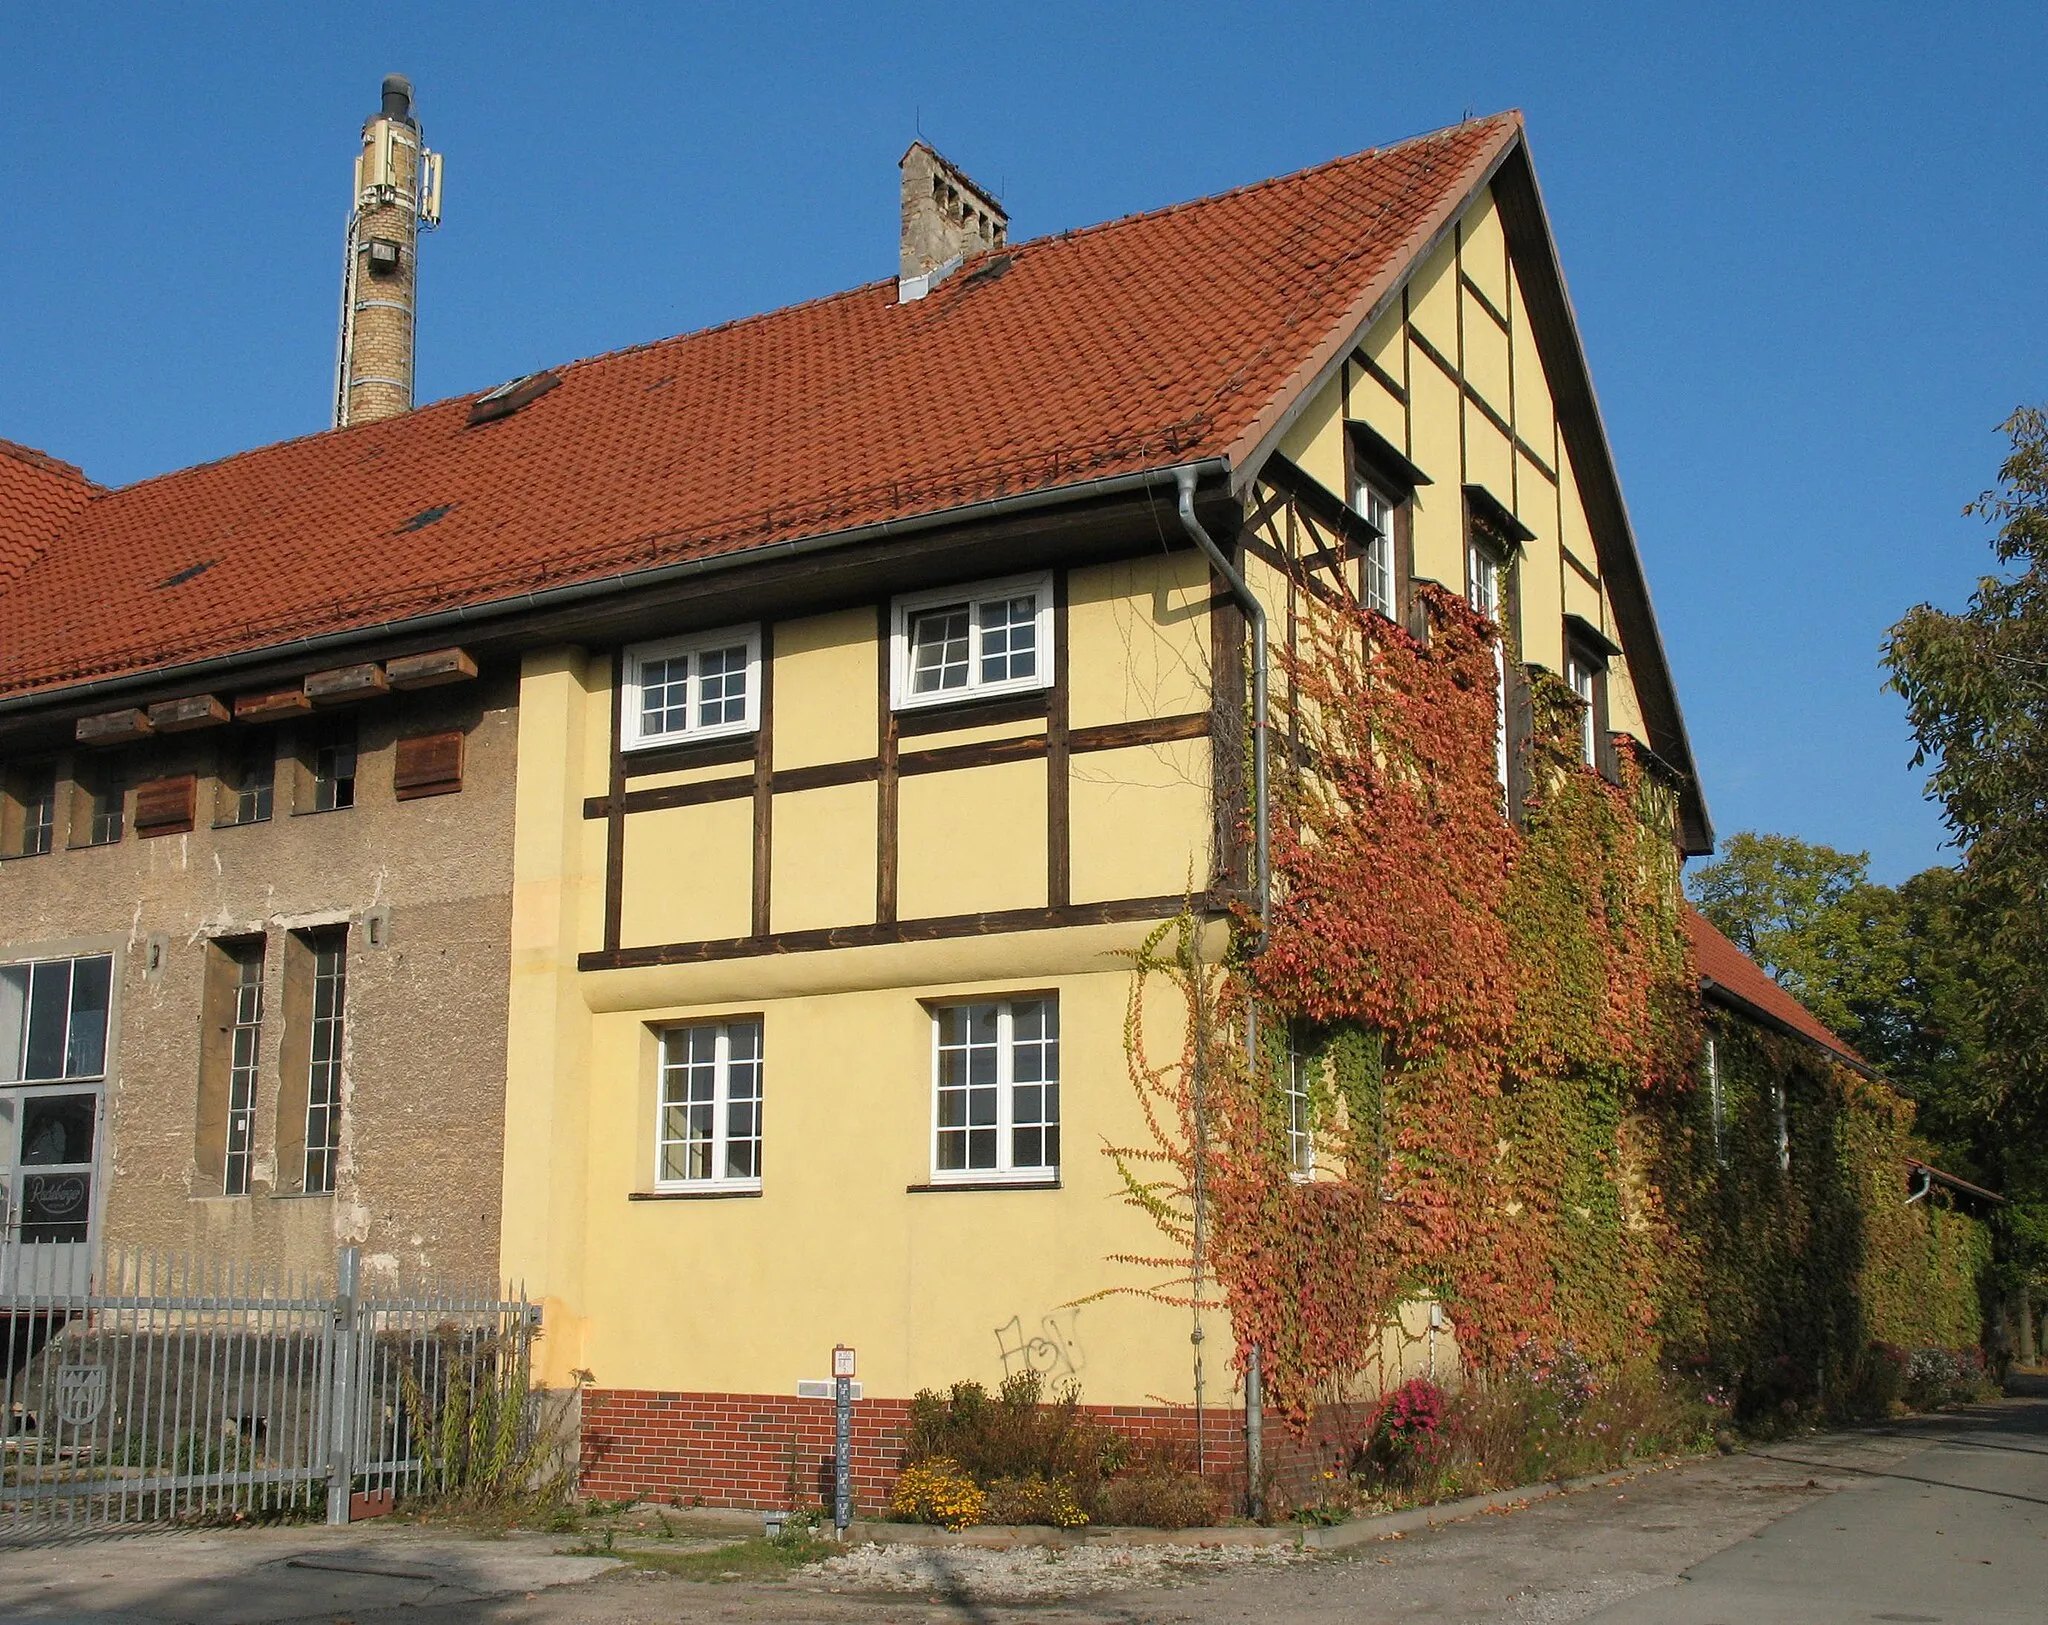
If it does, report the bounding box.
[2,1391,2042,1622]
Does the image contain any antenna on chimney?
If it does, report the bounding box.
[332,75,445,428]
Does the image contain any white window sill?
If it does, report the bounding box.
[893,676,1050,716]
[632,1182,763,1201]
[621,722,758,754]
[909,1173,1061,1193]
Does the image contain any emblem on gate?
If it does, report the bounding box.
[56,1364,107,1427]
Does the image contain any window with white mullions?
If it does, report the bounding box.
[697,644,751,729]
[1569,654,1599,768]
[222,946,264,1197]
[639,654,692,737]
[1466,537,1502,622]
[1354,481,1396,621]
[909,605,972,694]
[623,625,763,750]
[893,573,1055,710]
[1285,1030,1315,1179]
[657,1019,764,1190]
[932,997,1059,1181]
[976,595,1038,684]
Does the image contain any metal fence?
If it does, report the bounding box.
[0,1240,536,1532]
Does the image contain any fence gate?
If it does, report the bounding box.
[0,1241,536,1532]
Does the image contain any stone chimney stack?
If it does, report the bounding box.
[898,142,1006,303]
[333,75,444,427]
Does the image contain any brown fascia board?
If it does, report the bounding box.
[1220,115,1711,855]
[1487,139,1713,855]
[0,466,1219,742]
[1701,978,1872,1078]
[1905,1157,2006,1207]
[1226,113,1525,491]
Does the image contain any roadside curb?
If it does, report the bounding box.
[844,1453,1715,1553]
[1299,1455,1710,1550]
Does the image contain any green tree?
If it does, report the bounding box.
[1688,832,1904,1043]
[1685,835,1984,1167]
[1886,407,2048,1132]
[1886,405,2048,1295]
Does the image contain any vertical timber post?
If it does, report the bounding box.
[327,1245,362,1526]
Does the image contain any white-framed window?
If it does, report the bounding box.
[891,573,1055,711]
[656,1018,764,1191]
[622,625,763,751]
[1466,537,1502,622]
[1568,653,1600,768]
[1353,480,1397,621]
[1285,1030,1315,1180]
[1466,535,1510,795]
[930,997,1059,1181]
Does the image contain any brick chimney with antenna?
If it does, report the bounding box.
[333,75,444,427]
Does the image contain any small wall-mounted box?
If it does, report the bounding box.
[75,708,153,744]
[304,663,390,704]
[147,694,230,733]
[234,688,314,722]
[361,238,404,277]
[385,647,477,689]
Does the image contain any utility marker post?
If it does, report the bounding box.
[326,1245,362,1526]
[832,1344,856,1535]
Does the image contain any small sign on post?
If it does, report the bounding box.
[831,1344,855,1534]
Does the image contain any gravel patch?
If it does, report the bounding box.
[806,1539,1308,1598]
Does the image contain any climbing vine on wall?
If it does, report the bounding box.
[1107,568,1701,1428]
[1108,540,1989,1433]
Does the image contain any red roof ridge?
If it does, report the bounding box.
[0,438,99,492]
[1020,110,1520,258]
[93,114,1525,507]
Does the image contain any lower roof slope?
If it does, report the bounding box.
[1685,905,1867,1069]
[0,116,1515,699]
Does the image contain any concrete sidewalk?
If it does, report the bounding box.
[0,1522,627,1623]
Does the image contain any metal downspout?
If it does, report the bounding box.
[1173,464,1270,1516]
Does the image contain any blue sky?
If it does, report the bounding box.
[5,3,2042,883]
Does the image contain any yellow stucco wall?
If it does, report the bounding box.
[501,177,1672,1421]
[569,964,1200,1401]
[503,556,1226,1407]
[1289,182,1650,730]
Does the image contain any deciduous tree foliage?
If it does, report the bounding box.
[1687,836,1985,1149]
[1887,404,2048,1279]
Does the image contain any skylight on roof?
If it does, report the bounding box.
[467,370,561,427]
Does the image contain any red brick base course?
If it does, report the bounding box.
[577,1387,1380,1512]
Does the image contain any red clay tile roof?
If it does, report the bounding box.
[1684,906,1866,1068]
[0,114,1519,700]
[0,439,99,599]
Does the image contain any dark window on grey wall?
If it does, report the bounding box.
[222,730,276,825]
[77,754,124,846]
[10,763,57,856]
[311,726,357,812]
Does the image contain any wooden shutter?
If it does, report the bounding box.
[1506,664,1535,830]
[134,774,196,837]
[1594,674,1621,786]
[393,730,464,800]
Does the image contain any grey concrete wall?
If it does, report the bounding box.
[0,671,516,1288]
